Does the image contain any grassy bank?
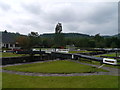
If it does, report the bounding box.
[1,52,27,57]
[69,50,93,53]
[3,60,108,73]
[79,59,120,69]
[96,53,120,57]
[1,52,41,58]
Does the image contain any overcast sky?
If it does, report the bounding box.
[0,0,119,35]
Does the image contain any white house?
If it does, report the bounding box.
[0,31,20,49]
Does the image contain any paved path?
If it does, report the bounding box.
[68,60,120,76]
[1,60,120,76]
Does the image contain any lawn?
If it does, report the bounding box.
[69,50,93,53]
[3,60,108,73]
[101,53,120,64]
[1,52,28,57]
[79,58,120,69]
[2,72,119,88]
[69,50,104,54]
[96,53,120,57]
[93,53,120,69]
[1,52,42,58]
[0,72,2,89]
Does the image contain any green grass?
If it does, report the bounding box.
[96,53,120,57]
[1,52,28,57]
[69,50,104,54]
[69,50,93,53]
[3,60,108,73]
[0,72,2,89]
[2,72,119,88]
[1,52,41,57]
[94,53,120,69]
[79,59,101,65]
[79,59,120,69]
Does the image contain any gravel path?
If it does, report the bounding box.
[1,60,120,76]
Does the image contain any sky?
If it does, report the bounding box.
[0,0,119,36]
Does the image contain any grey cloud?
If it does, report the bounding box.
[118,2,120,33]
[41,4,82,24]
[43,10,72,23]
[21,2,42,15]
[0,1,118,35]
[6,24,13,29]
[86,3,117,24]
[80,21,118,35]
[0,1,11,11]
[16,19,39,26]
[42,2,117,25]
[14,18,42,32]
[43,3,117,35]
[64,23,80,32]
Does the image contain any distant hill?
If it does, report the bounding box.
[40,33,90,38]
[96,33,120,38]
[1,32,90,44]
[1,31,119,44]
[102,35,111,38]
[112,33,120,38]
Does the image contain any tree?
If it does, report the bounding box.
[16,32,41,50]
[104,38,111,48]
[16,36,30,49]
[73,37,90,48]
[93,33,105,48]
[65,38,74,45]
[110,42,117,48]
[54,33,65,48]
[88,40,95,48]
[53,23,65,48]
[94,33,102,42]
[28,32,39,37]
[4,30,7,33]
[28,32,41,49]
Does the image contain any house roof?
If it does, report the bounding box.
[0,32,22,44]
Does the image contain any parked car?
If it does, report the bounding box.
[12,48,23,53]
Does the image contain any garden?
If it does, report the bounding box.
[2,59,120,88]
[1,51,120,88]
